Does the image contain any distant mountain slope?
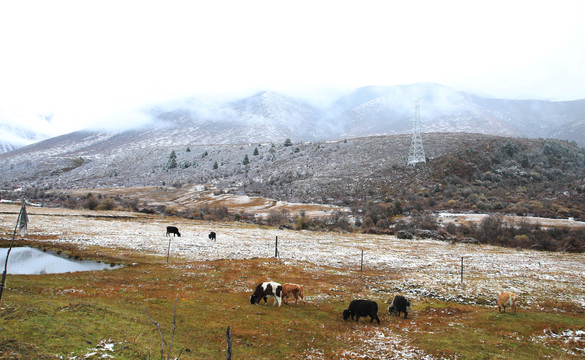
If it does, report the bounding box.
[1,83,584,153]
[2,131,584,223]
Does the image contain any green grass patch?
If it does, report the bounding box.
[412,299,585,359]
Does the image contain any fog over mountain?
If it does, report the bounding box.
[1,83,584,154]
[0,113,59,152]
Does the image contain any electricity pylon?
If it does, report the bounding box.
[407,102,426,166]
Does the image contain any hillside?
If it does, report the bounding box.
[2,131,584,222]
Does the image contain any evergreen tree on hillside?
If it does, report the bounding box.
[167,150,177,169]
[243,154,250,165]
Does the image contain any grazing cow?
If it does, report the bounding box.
[342,299,380,324]
[250,281,282,307]
[282,283,305,305]
[166,226,181,237]
[388,294,411,319]
[497,292,518,314]
[208,231,216,241]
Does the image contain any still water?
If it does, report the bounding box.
[0,247,121,275]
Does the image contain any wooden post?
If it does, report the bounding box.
[166,236,171,263]
[360,249,364,271]
[0,200,27,303]
[226,326,232,360]
[275,236,278,258]
[461,256,464,283]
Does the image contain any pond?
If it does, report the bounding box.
[0,247,121,275]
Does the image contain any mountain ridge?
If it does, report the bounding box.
[1,83,583,154]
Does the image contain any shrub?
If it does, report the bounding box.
[362,217,375,229]
[96,197,115,211]
[513,234,530,248]
[84,193,99,210]
[267,210,287,226]
[477,214,504,243]
[295,215,312,230]
[419,213,438,230]
[164,206,178,216]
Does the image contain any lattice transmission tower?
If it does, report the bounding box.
[407,102,426,166]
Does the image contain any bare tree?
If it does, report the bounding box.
[143,293,183,360]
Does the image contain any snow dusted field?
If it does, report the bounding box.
[3,203,584,311]
[2,203,585,359]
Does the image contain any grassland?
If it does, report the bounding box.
[1,203,584,359]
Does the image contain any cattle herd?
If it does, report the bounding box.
[249,281,519,324]
[165,226,519,323]
[165,226,216,242]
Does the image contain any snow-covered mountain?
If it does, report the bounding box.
[333,84,585,140]
[150,91,327,144]
[1,83,584,154]
[147,83,585,146]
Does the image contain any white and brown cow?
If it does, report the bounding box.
[250,281,283,307]
[497,292,519,314]
[282,283,305,305]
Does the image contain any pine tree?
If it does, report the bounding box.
[243,154,250,165]
[213,161,218,169]
[253,147,259,156]
[284,138,293,147]
[167,150,177,169]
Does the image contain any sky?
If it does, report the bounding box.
[1,0,585,138]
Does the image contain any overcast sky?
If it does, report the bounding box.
[1,0,584,136]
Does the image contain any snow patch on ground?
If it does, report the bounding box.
[532,329,585,356]
[438,212,585,229]
[338,328,449,359]
[3,205,583,311]
[67,339,117,359]
[2,204,585,358]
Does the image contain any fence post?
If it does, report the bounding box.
[461,256,464,283]
[275,236,278,258]
[360,249,364,271]
[166,236,172,263]
[226,326,232,360]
